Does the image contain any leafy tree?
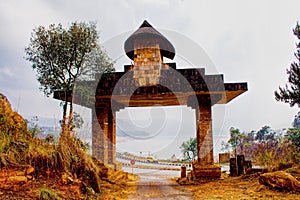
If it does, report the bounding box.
[25,22,114,136]
[221,141,230,152]
[286,128,300,150]
[180,137,197,162]
[72,45,115,108]
[242,131,255,149]
[255,125,271,141]
[275,23,300,107]
[59,111,84,131]
[246,130,255,142]
[228,127,242,151]
[227,128,256,158]
[292,111,300,128]
[79,45,114,81]
[285,128,300,163]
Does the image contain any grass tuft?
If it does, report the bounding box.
[39,187,62,200]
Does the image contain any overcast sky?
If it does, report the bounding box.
[1,0,300,159]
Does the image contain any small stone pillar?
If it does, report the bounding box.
[181,165,187,178]
[229,155,245,176]
[237,155,245,176]
[229,158,237,177]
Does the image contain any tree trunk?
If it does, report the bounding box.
[61,99,68,138]
[68,101,73,131]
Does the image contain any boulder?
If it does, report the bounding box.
[259,171,300,192]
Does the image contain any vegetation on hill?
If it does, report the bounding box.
[218,23,300,171]
[222,124,300,171]
[0,93,31,167]
[0,93,132,199]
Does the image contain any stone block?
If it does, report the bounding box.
[192,163,221,179]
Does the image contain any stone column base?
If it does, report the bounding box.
[107,161,122,170]
[114,161,122,170]
[192,162,221,180]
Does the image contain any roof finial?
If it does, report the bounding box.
[140,20,152,28]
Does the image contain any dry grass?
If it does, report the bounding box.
[0,95,132,199]
[0,131,133,199]
[191,172,300,200]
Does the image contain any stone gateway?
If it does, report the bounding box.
[54,20,247,179]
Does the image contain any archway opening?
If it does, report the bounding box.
[116,105,196,163]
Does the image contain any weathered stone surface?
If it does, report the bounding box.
[133,45,163,86]
[181,165,187,178]
[259,171,300,192]
[195,104,214,165]
[230,155,248,176]
[192,163,221,179]
[219,153,230,163]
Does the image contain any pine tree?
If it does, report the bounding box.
[275,23,300,107]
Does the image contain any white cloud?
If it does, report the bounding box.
[0,66,14,77]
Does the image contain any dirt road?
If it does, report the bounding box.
[127,168,193,200]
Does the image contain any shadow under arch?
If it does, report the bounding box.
[129,84,180,107]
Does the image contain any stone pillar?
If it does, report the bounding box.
[107,110,116,165]
[196,104,214,165]
[92,98,118,168]
[92,105,108,165]
[190,98,221,179]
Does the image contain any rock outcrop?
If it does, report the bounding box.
[0,93,28,138]
[259,171,300,192]
[0,93,31,167]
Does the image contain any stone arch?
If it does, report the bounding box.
[54,20,248,179]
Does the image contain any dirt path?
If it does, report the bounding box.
[127,169,193,200]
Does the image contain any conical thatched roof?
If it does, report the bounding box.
[124,20,175,60]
